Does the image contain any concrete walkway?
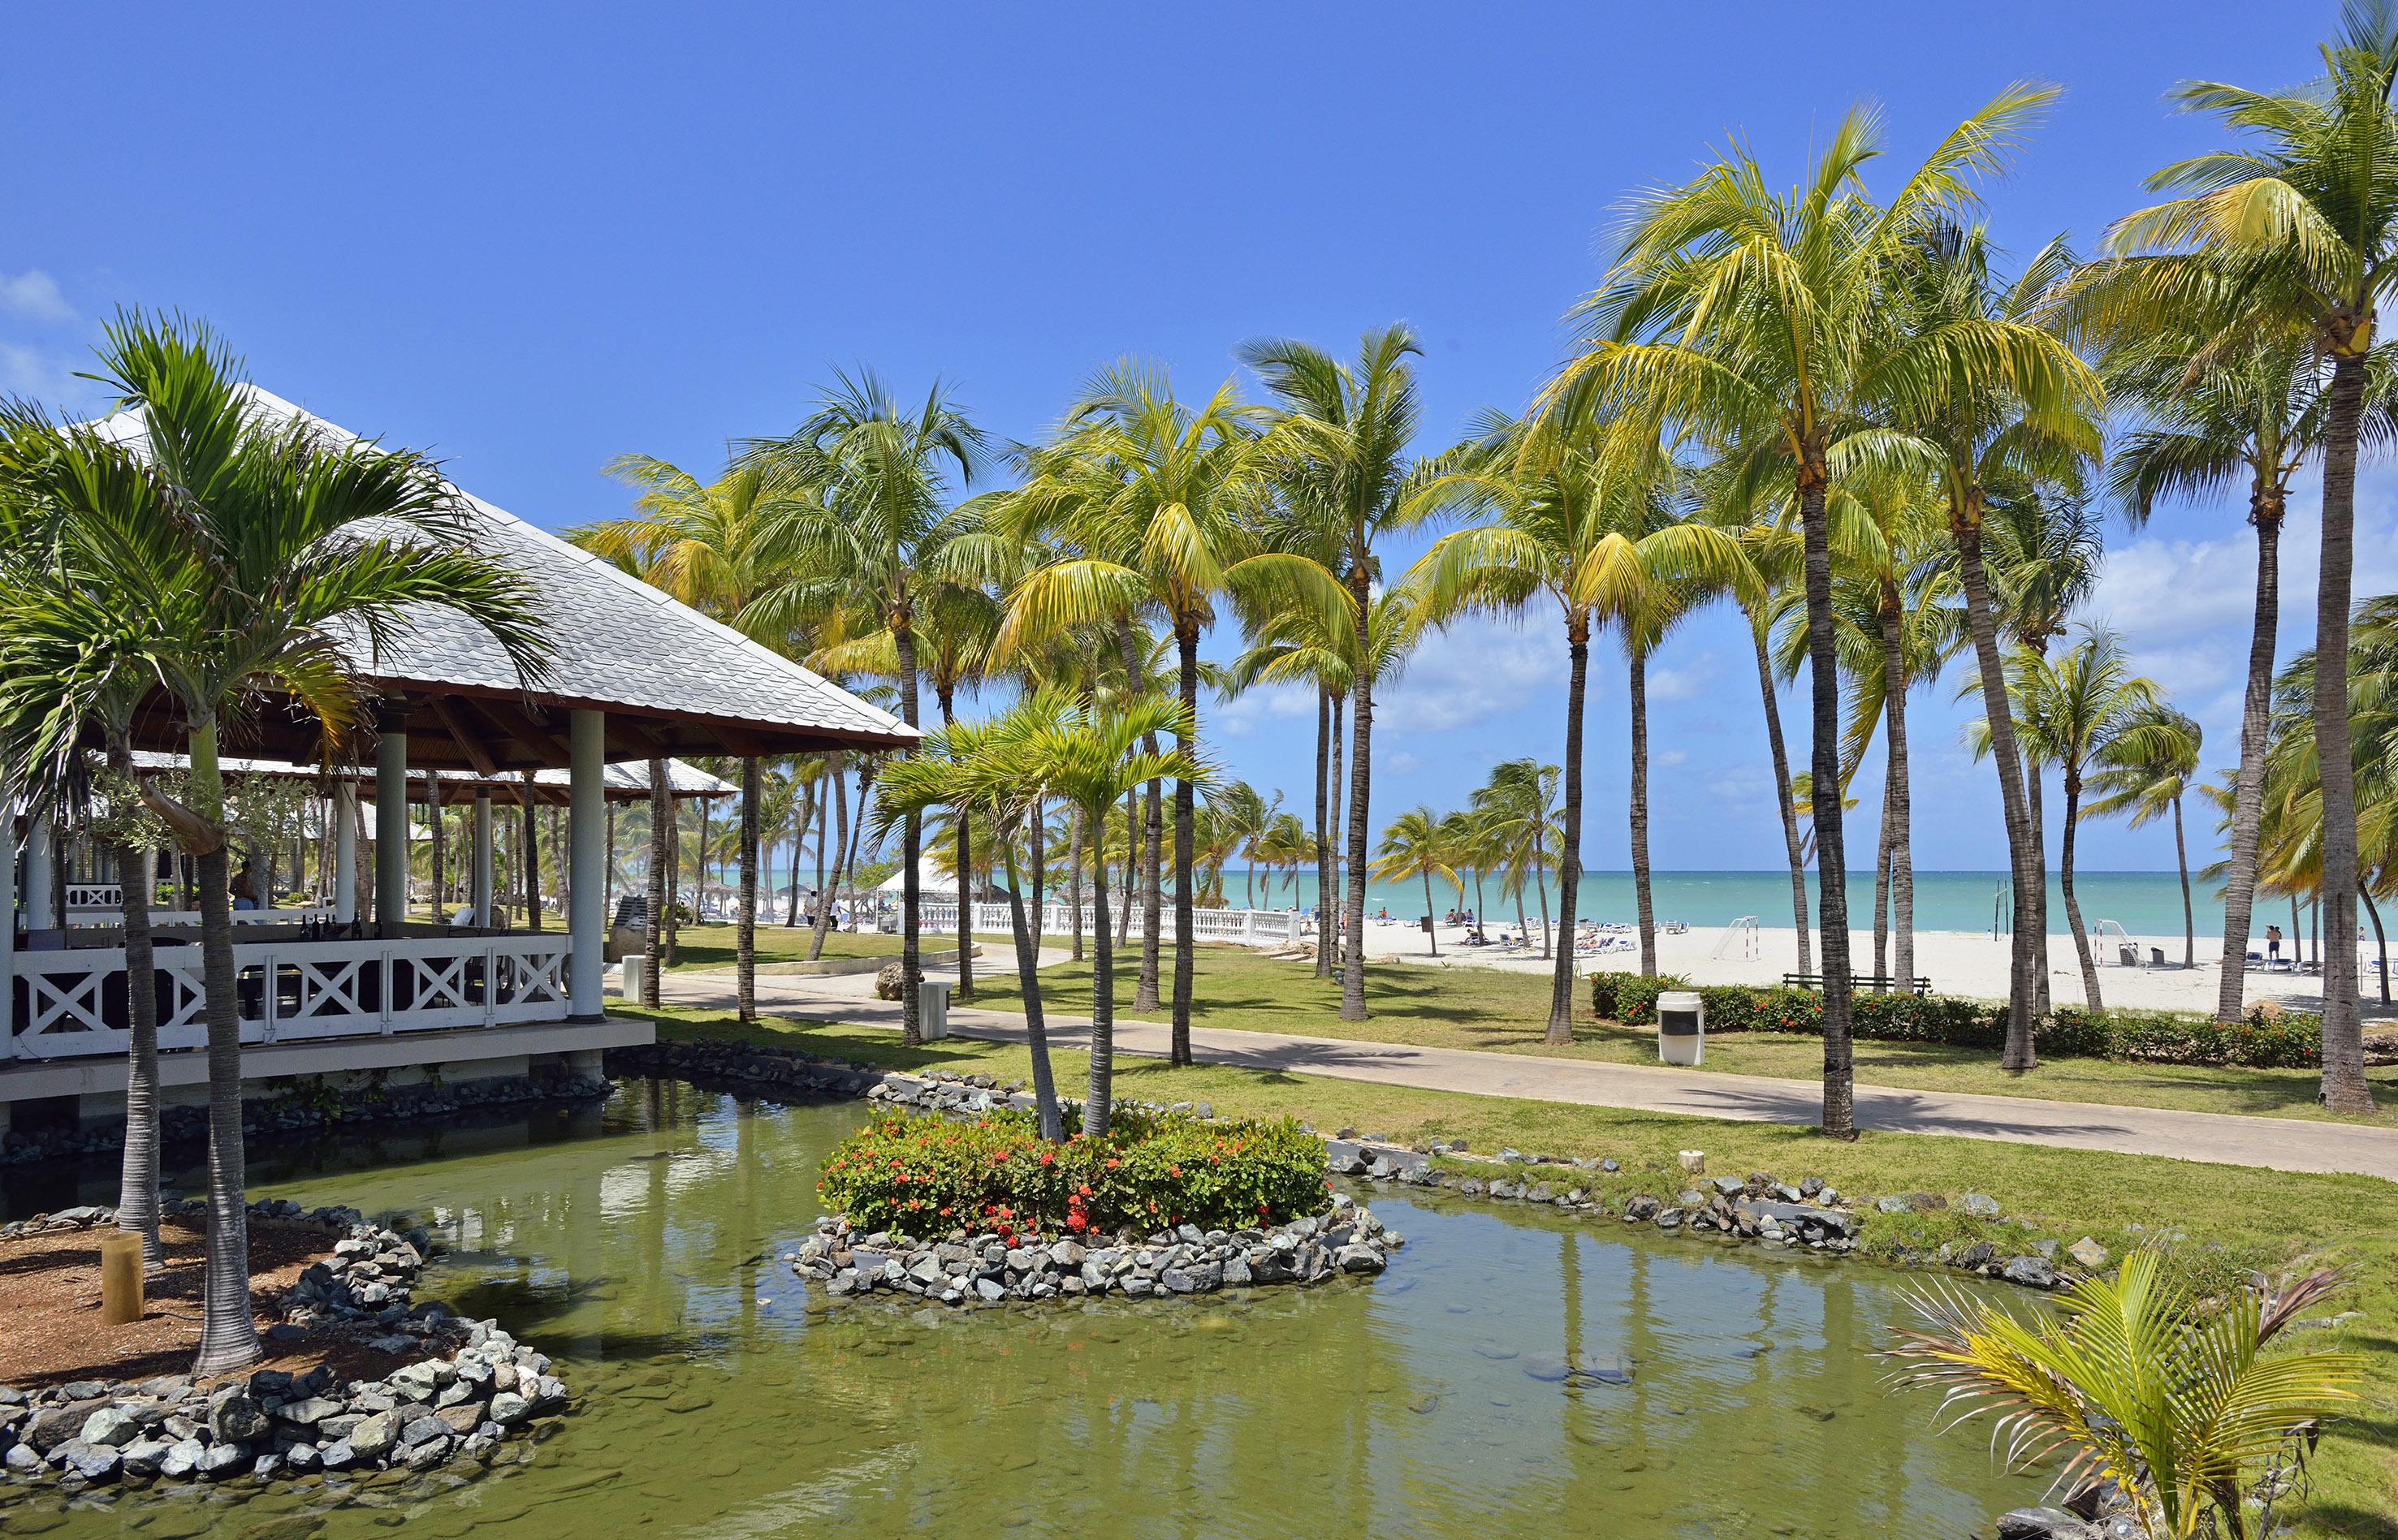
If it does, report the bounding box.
[650,966,2398,1183]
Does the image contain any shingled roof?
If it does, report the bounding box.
[84,386,916,769]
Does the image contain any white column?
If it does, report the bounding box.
[568,710,606,1019]
[24,815,54,932]
[2,782,16,1054]
[333,781,358,925]
[472,791,495,929]
[376,727,409,938]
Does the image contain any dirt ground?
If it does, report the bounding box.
[0,1214,414,1391]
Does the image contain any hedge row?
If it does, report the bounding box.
[1587,973,2321,1070]
[817,1108,1331,1239]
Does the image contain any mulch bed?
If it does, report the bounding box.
[0,1215,417,1391]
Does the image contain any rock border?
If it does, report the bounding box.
[609,1037,2106,1297]
[0,1201,569,1494]
[0,1068,612,1167]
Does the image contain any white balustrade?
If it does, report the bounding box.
[910,899,1306,949]
[6,934,575,1061]
[64,905,335,928]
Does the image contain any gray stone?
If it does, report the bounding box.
[974,1278,1005,1303]
[23,1404,92,1454]
[197,1442,248,1479]
[348,1408,403,1461]
[208,1391,269,1443]
[402,1433,453,1469]
[156,1438,206,1479]
[80,1407,140,1447]
[1996,1508,2100,1540]
[1335,1245,1385,1275]
[56,1439,121,1481]
[118,1436,174,1476]
[318,1439,357,1471]
[1960,1193,2002,1219]
[276,1395,343,1426]
[4,1442,41,1473]
[283,1441,321,1473]
[2066,1237,2109,1270]
[1221,1254,1252,1287]
[2002,1256,2060,1290]
[487,1391,532,1427]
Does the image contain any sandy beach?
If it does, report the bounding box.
[1337,918,2357,1015]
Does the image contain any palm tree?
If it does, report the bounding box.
[737,370,987,1048]
[40,314,551,1374]
[1372,807,1458,956]
[1713,481,1815,973]
[1022,695,1203,1135]
[572,455,810,1024]
[1554,88,2069,1131]
[1887,1253,2361,1540]
[1971,628,2159,1010]
[2087,705,2206,969]
[997,362,1343,1065]
[1475,757,1562,956]
[2101,6,2398,1112]
[2093,313,2393,1021]
[1203,780,1272,908]
[1240,326,1425,1023]
[1408,411,1751,1022]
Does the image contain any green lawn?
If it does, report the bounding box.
[662,922,1015,972]
[619,999,2398,1538]
[992,943,2398,1125]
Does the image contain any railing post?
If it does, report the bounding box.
[380,950,395,1034]
[260,949,276,1043]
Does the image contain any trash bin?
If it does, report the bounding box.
[918,979,952,1041]
[1657,989,1704,1066]
[619,956,650,1005]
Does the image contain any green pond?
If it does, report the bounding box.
[3,1084,2037,1538]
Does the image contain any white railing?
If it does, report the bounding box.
[5,934,573,1062]
[65,897,336,928]
[917,899,1306,949]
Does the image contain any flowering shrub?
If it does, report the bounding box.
[1588,975,2318,1069]
[817,1109,1330,1238]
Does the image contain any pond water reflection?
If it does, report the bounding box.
[4,1082,2033,1538]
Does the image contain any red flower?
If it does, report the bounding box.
[1039,1151,1055,1166]
[1105,1158,1120,1170]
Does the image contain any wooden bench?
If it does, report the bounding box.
[1780,973,1931,997]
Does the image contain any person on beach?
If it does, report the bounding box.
[2266,923,2283,965]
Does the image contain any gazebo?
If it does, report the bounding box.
[2,386,912,1131]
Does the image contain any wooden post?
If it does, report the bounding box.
[100,1232,145,1324]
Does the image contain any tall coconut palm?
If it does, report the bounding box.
[1970,628,2159,1011]
[1475,757,1563,956]
[1239,326,1425,1023]
[1554,88,2070,1131]
[1023,694,1203,1135]
[2102,6,2398,1111]
[2087,704,2206,969]
[56,314,551,1374]
[2094,314,2396,1020]
[1204,780,1273,909]
[1372,807,1459,956]
[1710,478,1816,973]
[996,362,1345,1064]
[1407,410,1752,1029]
[737,371,986,1048]
[572,455,813,1023]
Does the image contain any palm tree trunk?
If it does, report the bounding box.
[1629,646,1656,978]
[1000,839,1062,1141]
[2060,766,2102,1011]
[1170,623,1199,1063]
[737,756,759,1024]
[1138,773,1163,1013]
[2363,886,2390,1007]
[2022,749,2052,1015]
[2318,350,2373,1112]
[1068,805,1086,961]
[107,736,163,1268]
[808,756,844,961]
[1536,861,1552,960]
[937,692,977,1004]
[645,758,668,1004]
[1421,868,1439,955]
[1030,796,1048,952]
[1328,691,1346,931]
[1084,819,1116,1137]
[1751,623,1813,973]
[896,619,924,1049]
[1119,787,1136,941]
[523,773,542,934]
[2217,503,2282,1017]
[1313,687,1333,978]
[1872,792,1892,990]
[1952,509,2042,1071]
[1341,565,1374,1021]
[786,772,812,927]
[1799,474,1856,1139]
[1880,591,1915,990]
[1549,612,1591,1042]
[187,714,262,1375]
[2174,793,2196,973]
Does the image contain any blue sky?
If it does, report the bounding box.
[4,2,2381,873]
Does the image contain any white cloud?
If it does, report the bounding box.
[1377,613,1566,735]
[1656,748,1689,769]
[0,270,75,324]
[1647,651,1715,703]
[1211,679,1316,739]
[1385,750,1420,774]
[0,341,89,403]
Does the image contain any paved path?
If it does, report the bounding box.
[650,968,2398,1183]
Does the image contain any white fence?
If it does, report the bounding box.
[917,899,1307,949]
[6,934,573,1061]
[62,882,335,929]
